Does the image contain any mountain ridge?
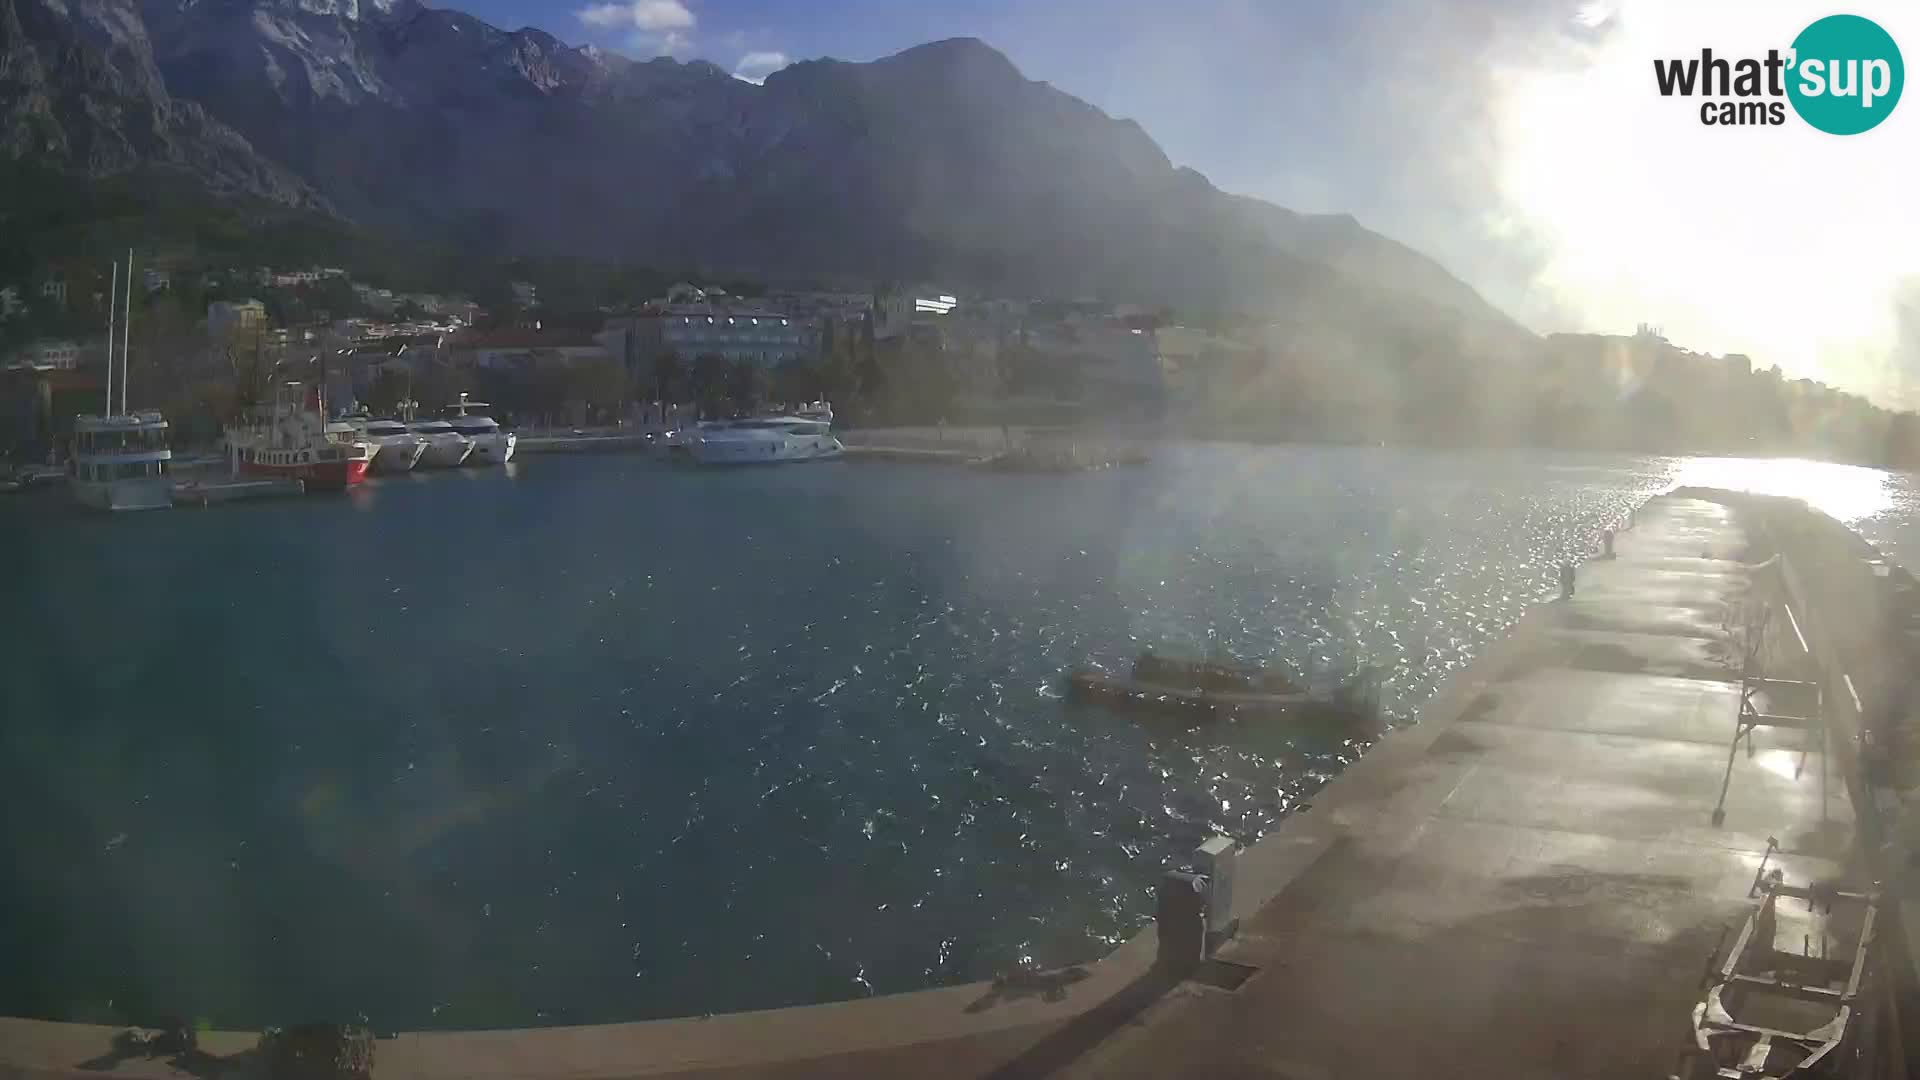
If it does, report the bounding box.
[5,4,1525,350]
[0,0,318,205]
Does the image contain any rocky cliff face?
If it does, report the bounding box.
[7,1,1524,342]
[0,0,314,203]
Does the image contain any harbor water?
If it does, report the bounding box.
[1,445,1912,1030]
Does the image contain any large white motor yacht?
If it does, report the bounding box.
[364,419,428,473]
[691,416,843,466]
[409,420,473,468]
[446,394,516,466]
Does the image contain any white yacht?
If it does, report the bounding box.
[445,394,516,465]
[691,416,843,466]
[409,420,473,468]
[363,419,428,474]
[71,412,173,511]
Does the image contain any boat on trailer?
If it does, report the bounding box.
[1675,868,1877,1079]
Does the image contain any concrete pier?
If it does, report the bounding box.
[1057,495,1855,1079]
[515,432,653,455]
[841,444,984,465]
[170,477,305,506]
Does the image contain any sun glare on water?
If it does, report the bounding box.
[1669,456,1894,523]
[1488,1,1920,402]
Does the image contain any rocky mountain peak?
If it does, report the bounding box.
[161,0,416,20]
[876,36,1021,78]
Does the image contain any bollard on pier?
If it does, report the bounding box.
[1155,870,1207,976]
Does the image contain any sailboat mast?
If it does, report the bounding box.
[120,249,133,415]
[105,260,117,418]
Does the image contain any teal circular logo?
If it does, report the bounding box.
[1787,14,1903,134]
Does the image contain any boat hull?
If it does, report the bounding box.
[1067,670,1382,733]
[71,477,173,512]
[416,438,472,469]
[240,457,369,491]
[464,433,516,466]
[369,439,427,474]
[692,437,844,466]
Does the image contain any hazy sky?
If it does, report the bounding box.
[458,0,1920,407]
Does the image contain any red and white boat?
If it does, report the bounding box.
[227,383,372,491]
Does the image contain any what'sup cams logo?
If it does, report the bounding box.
[1653,14,1903,133]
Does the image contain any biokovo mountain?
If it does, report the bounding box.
[3,0,1529,358]
[0,0,314,203]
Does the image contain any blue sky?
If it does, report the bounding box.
[444,1,1920,404]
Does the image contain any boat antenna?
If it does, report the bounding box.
[121,249,133,415]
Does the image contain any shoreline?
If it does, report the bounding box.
[0,584,1577,1080]
[2,485,1911,1078]
[0,497,1643,1078]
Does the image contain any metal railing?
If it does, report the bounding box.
[1771,539,1913,1077]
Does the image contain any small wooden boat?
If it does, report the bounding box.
[1068,652,1383,733]
[1130,650,1303,696]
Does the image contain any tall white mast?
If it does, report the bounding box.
[105,260,117,418]
[121,249,133,415]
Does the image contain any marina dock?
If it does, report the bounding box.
[842,444,984,464]
[839,426,1148,469]
[171,477,305,506]
[514,431,653,455]
[3,491,1914,1079]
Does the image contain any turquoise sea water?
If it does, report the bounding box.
[2,445,1906,1030]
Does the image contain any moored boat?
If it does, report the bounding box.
[69,250,173,511]
[444,393,515,465]
[691,414,843,466]
[1068,652,1383,732]
[409,420,473,468]
[228,384,371,491]
[364,419,428,474]
[71,412,173,512]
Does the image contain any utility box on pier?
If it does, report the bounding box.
[1196,835,1239,945]
[1190,834,1236,933]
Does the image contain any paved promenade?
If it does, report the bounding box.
[1060,496,1852,1079]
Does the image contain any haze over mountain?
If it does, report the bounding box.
[0,0,1533,361]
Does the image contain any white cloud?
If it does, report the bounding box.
[577,4,625,28]
[732,50,790,85]
[577,0,694,32]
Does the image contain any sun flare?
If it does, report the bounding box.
[1489,1,1920,404]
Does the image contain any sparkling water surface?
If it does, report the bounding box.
[6,444,1902,1030]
